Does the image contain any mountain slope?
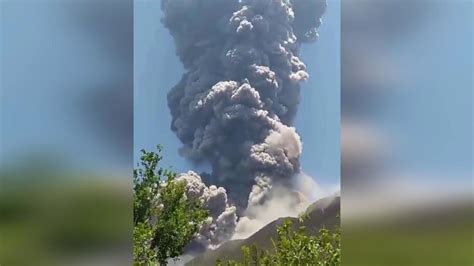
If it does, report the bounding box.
[187,195,340,265]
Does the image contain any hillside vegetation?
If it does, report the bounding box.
[188,196,340,265]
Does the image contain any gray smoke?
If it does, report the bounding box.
[176,171,237,248]
[162,0,326,224]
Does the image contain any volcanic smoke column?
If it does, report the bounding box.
[162,0,327,210]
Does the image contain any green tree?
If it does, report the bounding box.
[133,146,208,265]
[217,219,340,266]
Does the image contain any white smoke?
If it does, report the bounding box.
[235,172,339,239]
[233,185,309,240]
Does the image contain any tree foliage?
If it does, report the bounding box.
[216,219,340,266]
[133,146,208,265]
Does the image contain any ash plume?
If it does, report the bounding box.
[161,0,326,217]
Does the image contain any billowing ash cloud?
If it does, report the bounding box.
[161,0,326,213]
[176,171,237,248]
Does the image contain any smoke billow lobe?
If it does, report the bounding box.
[176,171,237,247]
[162,0,326,224]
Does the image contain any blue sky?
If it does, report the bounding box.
[372,1,472,180]
[134,0,341,187]
[1,1,133,171]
